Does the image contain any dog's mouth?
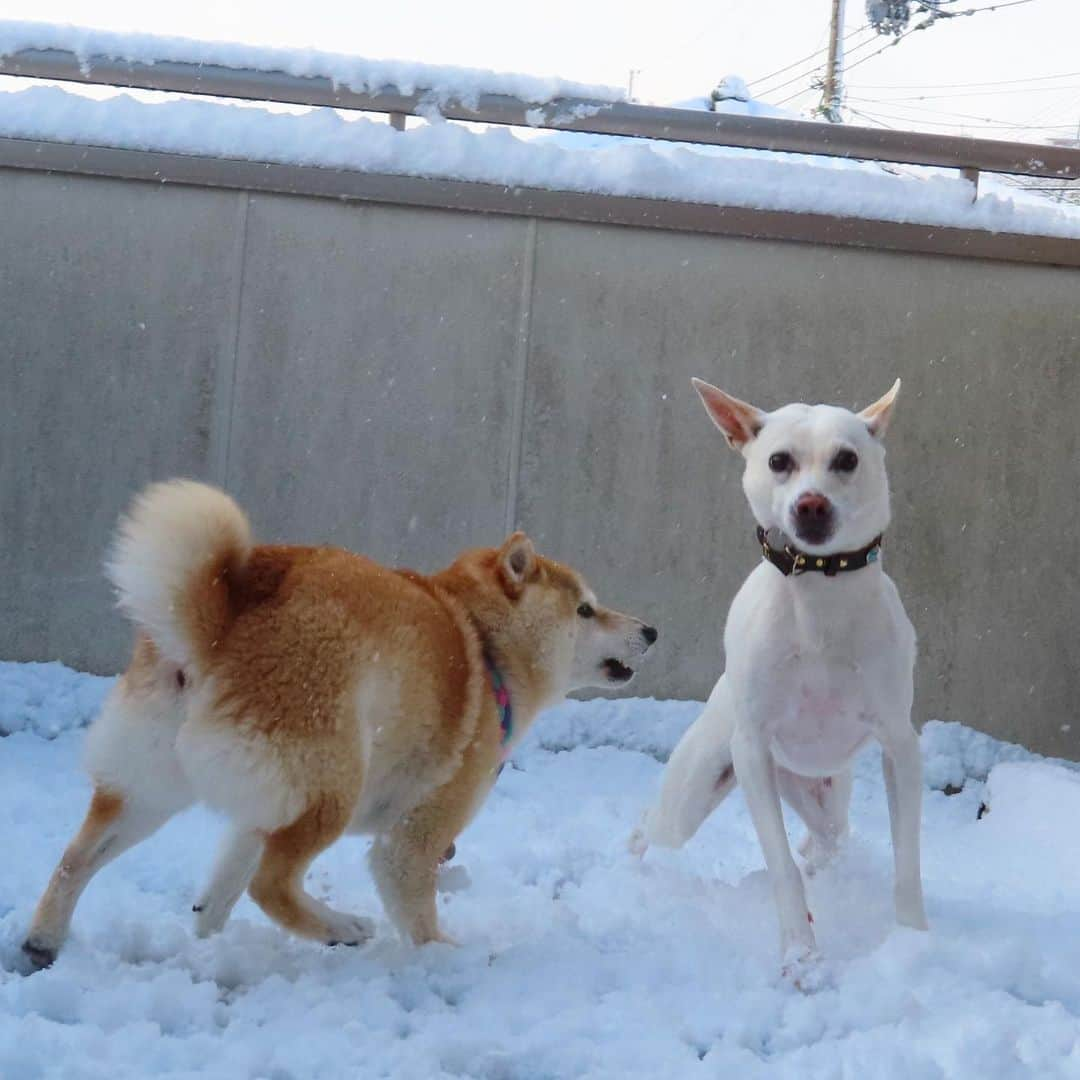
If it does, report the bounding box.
[791,517,835,548]
[602,658,635,684]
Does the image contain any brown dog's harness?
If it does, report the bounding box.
[442,656,513,869]
[484,653,514,759]
[756,526,883,578]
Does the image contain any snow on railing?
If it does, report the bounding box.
[0,20,625,106]
[0,21,1078,245]
[0,19,1077,184]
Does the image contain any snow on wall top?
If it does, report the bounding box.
[0,22,1076,240]
[0,19,625,105]
[1,83,1077,240]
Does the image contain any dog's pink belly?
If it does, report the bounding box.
[770,687,871,776]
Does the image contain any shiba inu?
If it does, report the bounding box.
[24,480,656,969]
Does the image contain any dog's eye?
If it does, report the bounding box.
[577,603,595,619]
[831,449,859,473]
[768,452,794,474]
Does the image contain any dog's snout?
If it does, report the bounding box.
[641,625,658,646]
[791,491,835,545]
[795,493,832,520]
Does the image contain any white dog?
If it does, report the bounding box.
[633,378,926,983]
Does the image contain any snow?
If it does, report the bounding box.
[0,82,1077,242]
[0,660,112,738]
[0,19,625,106]
[0,22,1078,239]
[711,75,752,104]
[2,661,1080,1077]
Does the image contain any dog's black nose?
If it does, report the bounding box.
[642,625,658,645]
[795,492,832,521]
[792,492,835,545]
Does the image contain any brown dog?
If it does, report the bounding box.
[23,480,656,969]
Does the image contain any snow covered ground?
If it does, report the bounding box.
[2,662,1079,1078]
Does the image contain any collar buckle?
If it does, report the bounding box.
[785,546,807,576]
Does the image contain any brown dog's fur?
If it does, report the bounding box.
[23,481,654,967]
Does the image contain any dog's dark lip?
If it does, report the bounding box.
[603,658,634,683]
[790,520,835,547]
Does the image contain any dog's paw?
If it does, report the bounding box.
[193,898,233,939]
[19,938,58,973]
[322,912,376,948]
[411,927,460,948]
[780,946,831,994]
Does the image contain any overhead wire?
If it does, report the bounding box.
[753,27,877,100]
[747,23,870,91]
[850,68,1080,90]
[856,84,1080,101]
[847,94,1080,127]
[770,0,1056,127]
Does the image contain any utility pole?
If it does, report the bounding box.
[627,68,642,102]
[819,0,847,122]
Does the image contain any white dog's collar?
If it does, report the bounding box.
[756,526,883,578]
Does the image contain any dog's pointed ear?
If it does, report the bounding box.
[691,378,765,451]
[497,531,537,598]
[860,378,901,440]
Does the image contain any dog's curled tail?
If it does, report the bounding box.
[107,480,252,671]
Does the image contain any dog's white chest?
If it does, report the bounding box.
[766,660,873,775]
[725,562,914,779]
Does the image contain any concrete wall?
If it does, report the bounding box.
[2,166,1078,757]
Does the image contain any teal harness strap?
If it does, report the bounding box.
[484,653,513,759]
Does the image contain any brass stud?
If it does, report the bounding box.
[839,559,848,568]
[797,556,806,565]
[816,558,825,568]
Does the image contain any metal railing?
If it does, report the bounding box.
[1,44,1078,185]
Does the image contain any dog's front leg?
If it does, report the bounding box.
[730,726,816,961]
[880,726,928,931]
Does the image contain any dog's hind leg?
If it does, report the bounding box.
[247,796,373,947]
[22,786,185,970]
[631,678,736,854]
[778,768,852,876]
[193,826,265,937]
[23,650,193,970]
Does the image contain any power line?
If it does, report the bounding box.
[766,33,887,107]
[767,0,1048,115]
[850,69,1080,90]
[1012,85,1080,130]
[960,0,1040,11]
[849,84,1080,101]
[846,92,1080,122]
[850,103,1077,128]
[844,0,1042,79]
[846,105,896,128]
[753,27,876,99]
[843,23,934,77]
[747,24,869,89]
[847,102,1078,130]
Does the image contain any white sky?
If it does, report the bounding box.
[3,0,1079,143]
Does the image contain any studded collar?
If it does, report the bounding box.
[755,525,883,578]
